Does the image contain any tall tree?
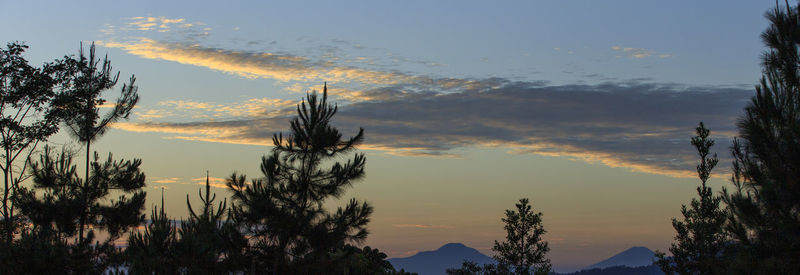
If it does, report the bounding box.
[227,83,372,274]
[0,42,64,243]
[55,42,140,242]
[656,122,728,274]
[13,42,145,273]
[493,198,551,275]
[722,2,800,272]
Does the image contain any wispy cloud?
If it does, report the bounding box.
[612,45,671,59]
[127,16,186,32]
[100,16,751,178]
[152,177,180,184]
[136,98,298,121]
[100,16,193,36]
[96,37,420,87]
[392,224,455,229]
[98,16,505,104]
[190,176,229,189]
[98,38,316,81]
[96,38,491,103]
[145,176,232,189]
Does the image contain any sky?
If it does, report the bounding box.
[0,0,777,272]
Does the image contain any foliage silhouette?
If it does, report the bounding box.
[557,264,664,275]
[448,198,550,275]
[226,83,372,274]
[446,260,510,275]
[54,42,141,243]
[8,42,145,273]
[12,145,144,272]
[0,42,65,244]
[494,198,551,275]
[721,1,800,272]
[16,147,146,242]
[176,172,247,273]
[126,189,179,274]
[655,122,728,274]
[328,244,396,274]
[126,174,249,274]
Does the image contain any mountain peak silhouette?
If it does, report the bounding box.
[583,246,656,270]
[388,243,494,275]
[439,243,468,250]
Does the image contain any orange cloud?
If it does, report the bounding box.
[190,176,229,189]
[392,224,455,229]
[152,178,179,184]
[97,38,418,87]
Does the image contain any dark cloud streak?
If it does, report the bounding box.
[120,80,751,177]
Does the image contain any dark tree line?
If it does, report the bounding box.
[657,2,800,274]
[0,42,399,274]
[0,41,146,274]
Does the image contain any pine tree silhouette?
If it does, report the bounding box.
[176,172,247,273]
[126,188,178,274]
[54,42,141,243]
[656,122,728,274]
[493,198,551,275]
[722,2,800,272]
[227,83,372,274]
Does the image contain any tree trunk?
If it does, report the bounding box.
[78,141,90,243]
[3,150,10,244]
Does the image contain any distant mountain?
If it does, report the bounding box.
[582,246,657,270]
[388,243,495,275]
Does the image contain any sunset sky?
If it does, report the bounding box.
[1,1,775,272]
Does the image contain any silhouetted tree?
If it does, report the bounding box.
[328,244,395,274]
[558,265,664,275]
[392,269,418,275]
[721,2,800,272]
[0,225,73,274]
[126,189,179,274]
[0,42,64,243]
[176,172,247,273]
[13,145,144,273]
[446,260,510,275]
[447,198,548,275]
[227,83,372,274]
[11,42,144,272]
[493,198,551,275]
[54,42,141,243]
[447,261,487,275]
[655,122,728,274]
